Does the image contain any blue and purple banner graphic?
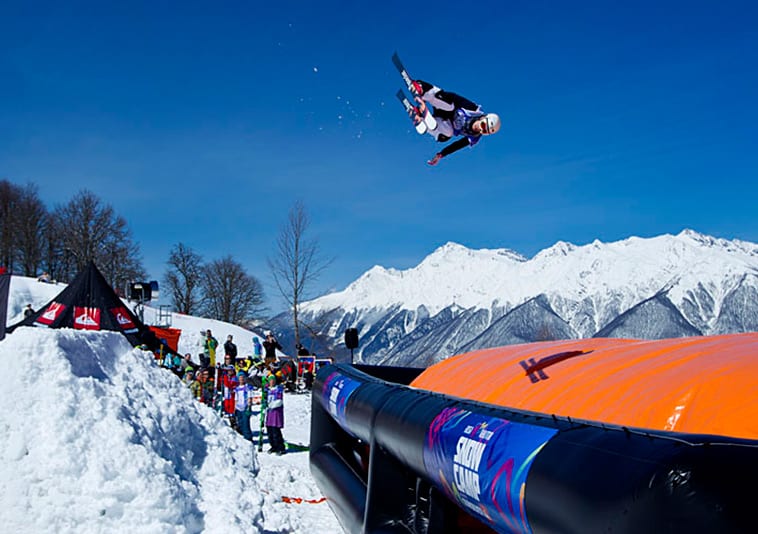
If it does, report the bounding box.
[423,407,557,534]
[322,371,363,432]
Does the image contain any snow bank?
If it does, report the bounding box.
[0,327,263,533]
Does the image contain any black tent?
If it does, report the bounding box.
[6,261,169,353]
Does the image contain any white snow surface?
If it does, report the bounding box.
[304,229,758,317]
[1,278,341,533]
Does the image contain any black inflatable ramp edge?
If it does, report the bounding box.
[310,444,367,533]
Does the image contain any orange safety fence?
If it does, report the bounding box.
[410,332,758,440]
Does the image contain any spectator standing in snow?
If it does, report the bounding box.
[253,336,263,360]
[183,353,198,375]
[279,359,298,393]
[199,332,210,368]
[198,368,215,406]
[184,370,202,401]
[247,359,265,389]
[237,356,253,374]
[203,329,219,368]
[162,348,183,378]
[224,334,238,361]
[265,373,286,454]
[263,331,282,369]
[233,372,255,441]
[222,366,238,416]
[24,304,34,318]
[300,357,315,390]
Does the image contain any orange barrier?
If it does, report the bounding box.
[411,333,758,440]
[148,326,182,354]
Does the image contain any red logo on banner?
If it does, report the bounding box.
[110,306,137,333]
[37,302,67,325]
[74,307,101,330]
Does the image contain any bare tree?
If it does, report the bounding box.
[0,179,21,272]
[268,201,332,347]
[0,180,50,276]
[51,190,145,286]
[201,255,265,325]
[164,243,203,314]
[14,184,48,276]
[99,215,146,291]
[42,214,71,282]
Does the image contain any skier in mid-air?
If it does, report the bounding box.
[410,79,501,166]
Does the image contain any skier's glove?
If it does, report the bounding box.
[427,153,442,166]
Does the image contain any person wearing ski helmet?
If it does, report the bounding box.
[409,79,501,166]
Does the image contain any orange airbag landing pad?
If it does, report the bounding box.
[410,333,758,440]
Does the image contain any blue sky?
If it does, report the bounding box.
[2,1,757,310]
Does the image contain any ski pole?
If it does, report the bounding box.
[249,407,259,475]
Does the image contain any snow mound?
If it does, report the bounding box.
[0,327,263,533]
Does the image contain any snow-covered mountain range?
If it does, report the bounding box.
[273,230,758,367]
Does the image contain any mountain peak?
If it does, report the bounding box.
[425,241,526,264]
[533,240,577,260]
[675,228,758,256]
[678,228,718,246]
[429,241,469,256]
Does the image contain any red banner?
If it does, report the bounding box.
[111,306,137,333]
[37,302,67,326]
[74,307,101,330]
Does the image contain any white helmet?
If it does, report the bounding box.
[484,113,501,135]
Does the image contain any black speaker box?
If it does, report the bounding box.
[344,328,359,349]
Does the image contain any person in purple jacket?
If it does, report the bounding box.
[265,373,286,454]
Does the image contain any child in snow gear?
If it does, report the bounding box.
[221,366,238,416]
[233,372,255,441]
[198,368,215,406]
[265,373,286,454]
[185,370,202,401]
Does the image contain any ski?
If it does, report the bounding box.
[396,90,427,134]
[285,441,309,452]
[392,52,437,131]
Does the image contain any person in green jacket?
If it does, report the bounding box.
[203,329,219,368]
[184,370,202,401]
